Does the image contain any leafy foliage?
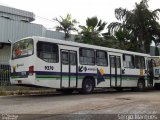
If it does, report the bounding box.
[108,0,160,53]
[54,14,78,40]
[53,0,160,55]
[76,16,107,45]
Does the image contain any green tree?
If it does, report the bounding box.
[102,32,118,48]
[76,16,107,45]
[115,29,136,51]
[54,14,78,40]
[153,36,160,56]
[149,21,160,55]
[108,0,160,53]
[102,29,138,51]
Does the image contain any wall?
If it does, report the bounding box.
[0,45,10,64]
[0,17,75,43]
[0,16,75,64]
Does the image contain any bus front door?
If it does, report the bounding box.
[110,55,122,87]
[61,50,78,88]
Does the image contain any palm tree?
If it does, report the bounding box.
[108,0,160,53]
[102,32,118,48]
[76,16,107,45]
[54,14,78,40]
[152,35,160,56]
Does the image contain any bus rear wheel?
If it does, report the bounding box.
[154,83,160,90]
[80,78,94,94]
[137,80,145,92]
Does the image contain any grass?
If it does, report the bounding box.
[0,89,7,96]
[0,86,55,96]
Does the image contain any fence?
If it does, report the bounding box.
[0,56,11,86]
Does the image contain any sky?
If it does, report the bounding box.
[0,0,159,30]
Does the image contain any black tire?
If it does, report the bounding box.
[154,83,160,90]
[81,78,94,94]
[137,80,145,92]
[115,87,123,92]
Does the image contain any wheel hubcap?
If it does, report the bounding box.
[86,83,92,92]
[138,83,143,89]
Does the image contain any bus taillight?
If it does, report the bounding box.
[29,66,34,75]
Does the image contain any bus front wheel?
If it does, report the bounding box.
[154,83,160,90]
[137,80,145,92]
[81,78,94,94]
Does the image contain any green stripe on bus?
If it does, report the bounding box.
[36,76,77,80]
[36,75,60,78]
[36,78,59,80]
[11,76,23,78]
[122,77,139,80]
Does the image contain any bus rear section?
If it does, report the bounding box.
[33,41,62,88]
[10,38,35,86]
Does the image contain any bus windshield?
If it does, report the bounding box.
[12,38,33,59]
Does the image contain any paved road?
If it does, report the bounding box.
[0,89,160,120]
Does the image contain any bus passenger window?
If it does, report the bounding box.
[96,50,108,66]
[110,56,115,68]
[123,54,134,68]
[135,56,145,69]
[70,52,76,65]
[62,52,76,65]
[62,52,69,64]
[116,57,121,68]
[37,42,59,63]
[79,48,95,65]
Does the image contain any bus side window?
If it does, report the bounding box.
[70,52,76,65]
[123,54,135,68]
[135,56,145,69]
[37,41,59,63]
[62,51,69,64]
[96,50,108,66]
[79,48,95,65]
[61,52,76,65]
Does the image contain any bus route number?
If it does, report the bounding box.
[45,66,54,70]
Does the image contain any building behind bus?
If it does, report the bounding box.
[0,5,74,86]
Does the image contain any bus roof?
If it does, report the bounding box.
[149,56,160,58]
[17,36,150,57]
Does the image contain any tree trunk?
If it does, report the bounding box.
[139,32,146,53]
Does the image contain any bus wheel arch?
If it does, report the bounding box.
[80,76,95,94]
[137,78,145,92]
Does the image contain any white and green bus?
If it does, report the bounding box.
[10,36,151,94]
